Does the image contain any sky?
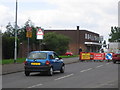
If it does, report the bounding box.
[0,0,119,42]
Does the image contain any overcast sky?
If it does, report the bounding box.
[0,0,119,42]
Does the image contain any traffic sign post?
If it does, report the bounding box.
[26,26,32,53]
[36,28,44,39]
[26,31,32,38]
[36,27,44,50]
[105,53,113,60]
[26,26,32,38]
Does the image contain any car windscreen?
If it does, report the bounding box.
[28,52,47,59]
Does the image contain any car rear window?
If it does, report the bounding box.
[28,52,47,59]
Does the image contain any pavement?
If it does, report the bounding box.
[2,57,79,75]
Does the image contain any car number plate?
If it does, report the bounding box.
[31,63,41,65]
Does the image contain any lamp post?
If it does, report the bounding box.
[14,0,18,63]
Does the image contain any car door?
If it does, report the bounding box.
[50,53,62,70]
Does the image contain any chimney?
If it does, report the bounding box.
[76,26,80,54]
[77,26,79,30]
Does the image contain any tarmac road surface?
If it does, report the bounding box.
[2,60,119,89]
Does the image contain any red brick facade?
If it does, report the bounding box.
[44,26,102,55]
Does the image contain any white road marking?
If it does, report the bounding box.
[55,74,74,81]
[96,65,103,68]
[80,68,92,72]
[94,80,115,88]
[27,84,43,88]
[87,68,92,70]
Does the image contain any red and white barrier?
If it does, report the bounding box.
[80,52,112,61]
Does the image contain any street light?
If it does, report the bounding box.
[14,0,18,63]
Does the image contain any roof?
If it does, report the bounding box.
[30,51,54,54]
[44,29,100,35]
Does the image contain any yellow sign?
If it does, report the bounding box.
[81,53,90,60]
[26,31,32,38]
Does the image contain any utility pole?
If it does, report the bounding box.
[118,1,120,27]
[14,0,18,63]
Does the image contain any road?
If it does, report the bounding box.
[2,60,118,89]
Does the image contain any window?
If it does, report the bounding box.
[28,52,47,59]
[50,53,59,59]
[88,34,90,39]
[85,33,88,39]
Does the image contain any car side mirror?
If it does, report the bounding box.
[59,57,62,59]
[55,58,59,60]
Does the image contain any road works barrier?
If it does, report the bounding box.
[93,53,105,60]
[79,52,113,61]
[105,53,113,60]
[80,52,91,60]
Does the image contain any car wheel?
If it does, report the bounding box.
[48,67,53,76]
[25,71,30,76]
[60,65,65,73]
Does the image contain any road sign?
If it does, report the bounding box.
[81,53,90,60]
[26,26,32,31]
[105,53,112,60]
[93,53,105,60]
[26,31,32,38]
[37,28,44,39]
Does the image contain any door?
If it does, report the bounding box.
[50,53,62,70]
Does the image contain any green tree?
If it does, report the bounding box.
[4,22,14,37]
[109,26,120,42]
[2,22,16,59]
[18,19,39,43]
[2,20,42,59]
[43,32,70,55]
[2,36,15,59]
[18,19,40,51]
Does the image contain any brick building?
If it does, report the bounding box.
[44,26,102,55]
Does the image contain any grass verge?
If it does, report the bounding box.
[60,55,79,58]
[1,55,79,65]
[1,58,26,65]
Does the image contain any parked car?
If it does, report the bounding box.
[65,52,73,56]
[24,51,65,76]
[112,53,120,64]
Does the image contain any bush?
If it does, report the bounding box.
[2,37,16,59]
[43,32,70,55]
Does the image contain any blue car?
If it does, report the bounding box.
[24,51,65,76]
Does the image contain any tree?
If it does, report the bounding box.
[4,22,14,37]
[18,19,39,43]
[109,26,120,42]
[43,32,70,55]
[18,19,40,51]
[2,37,15,59]
[2,22,16,59]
